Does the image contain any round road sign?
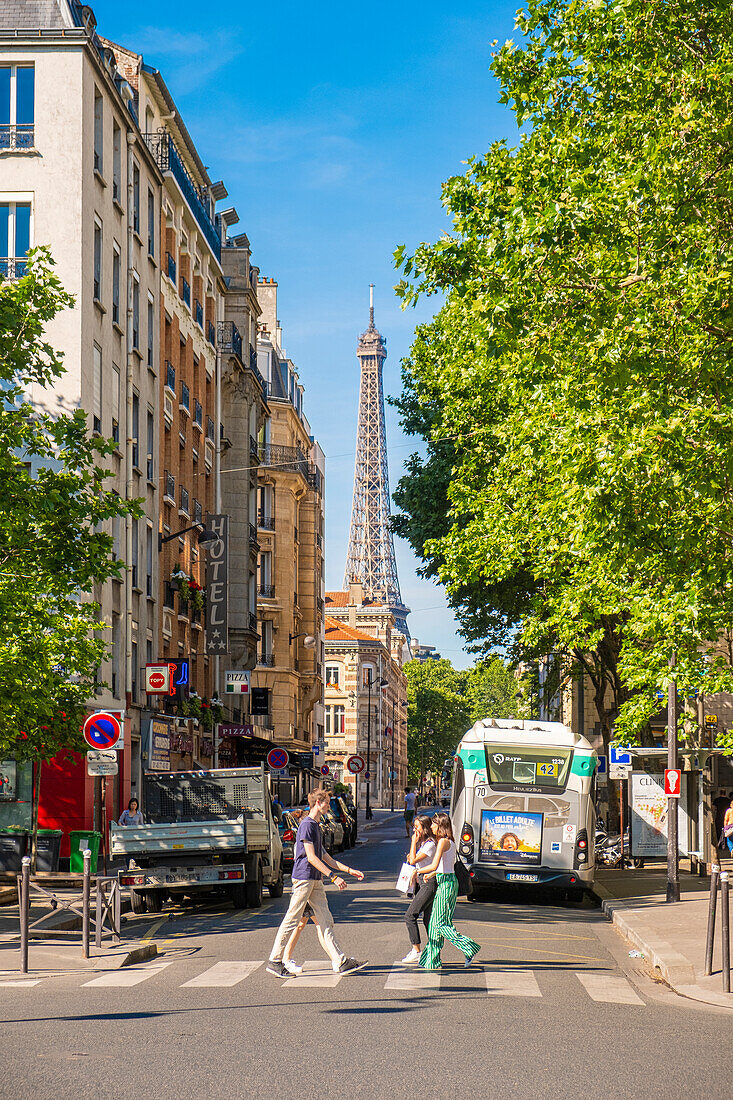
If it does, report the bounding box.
[347,755,365,775]
[267,747,289,770]
[320,764,330,776]
[83,712,121,750]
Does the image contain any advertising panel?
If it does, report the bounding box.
[0,761,16,801]
[148,716,172,772]
[630,772,691,857]
[479,810,543,866]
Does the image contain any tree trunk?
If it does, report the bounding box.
[30,761,40,874]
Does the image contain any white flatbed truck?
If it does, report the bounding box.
[111,765,283,913]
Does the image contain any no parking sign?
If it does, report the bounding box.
[267,747,290,771]
[83,712,121,750]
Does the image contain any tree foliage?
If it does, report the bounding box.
[394,0,733,751]
[0,249,137,764]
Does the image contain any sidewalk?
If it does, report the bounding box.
[595,860,733,1008]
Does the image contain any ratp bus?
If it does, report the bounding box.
[450,718,597,901]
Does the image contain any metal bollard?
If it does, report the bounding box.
[95,879,102,949]
[19,856,30,974]
[721,871,730,994]
[82,849,91,959]
[113,881,121,944]
[705,864,720,976]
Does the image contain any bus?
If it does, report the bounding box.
[449,718,597,901]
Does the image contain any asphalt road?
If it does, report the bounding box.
[1,814,731,1100]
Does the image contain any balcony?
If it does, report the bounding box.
[258,652,275,667]
[249,611,258,632]
[250,435,260,461]
[194,299,204,328]
[180,381,190,412]
[163,581,176,609]
[316,532,323,550]
[218,321,243,363]
[206,320,216,347]
[181,276,191,307]
[143,131,221,261]
[166,251,177,284]
[166,361,176,393]
[249,522,258,548]
[164,471,175,503]
[206,417,215,443]
[0,257,28,279]
[258,584,275,599]
[194,400,203,429]
[258,442,315,484]
[180,486,189,515]
[258,511,275,530]
[0,124,34,150]
[194,499,203,524]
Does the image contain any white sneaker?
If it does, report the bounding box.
[283,960,303,976]
[401,947,420,964]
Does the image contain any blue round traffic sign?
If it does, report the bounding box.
[83,712,121,750]
[320,765,330,776]
[268,747,289,770]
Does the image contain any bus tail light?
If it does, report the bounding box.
[459,823,473,858]
[574,829,588,869]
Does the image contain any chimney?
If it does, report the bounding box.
[348,579,364,607]
[348,603,357,630]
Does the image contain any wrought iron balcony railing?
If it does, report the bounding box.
[206,416,215,443]
[207,319,216,347]
[194,400,203,428]
[164,470,175,501]
[218,320,243,362]
[258,584,275,599]
[0,124,34,150]
[194,299,204,328]
[249,522,258,548]
[250,435,260,460]
[181,276,191,307]
[143,131,221,261]
[0,257,27,280]
[258,652,275,667]
[258,512,275,530]
[249,612,258,632]
[180,487,189,515]
[166,251,176,284]
[180,381,190,411]
[194,499,203,524]
[166,361,176,393]
[258,443,320,491]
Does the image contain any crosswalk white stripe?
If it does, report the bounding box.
[181,961,261,987]
[385,965,441,990]
[484,969,542,998]
[0,980,43,987]
[82,961,175,988]
[283,960,342,987]
[575,972,644,1005]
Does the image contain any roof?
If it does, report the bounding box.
[325,591,385,608]
[324,616,381,645]
[0,0,82,30]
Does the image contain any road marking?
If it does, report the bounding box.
[181,961,261,987]
[140,917,167,943]
[480,941,607,963]
[484,969,542,998]
[575,972,644,1005]
[283,961,341,987]
[0,979,43,987]
[82,961,174,988]
[385,965,441,991]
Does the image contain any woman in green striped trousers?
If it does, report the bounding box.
[418,813,480,970]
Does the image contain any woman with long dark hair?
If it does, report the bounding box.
[401,814,438,964]
[418,813,480,970]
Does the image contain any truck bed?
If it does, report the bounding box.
[111,817,271,859]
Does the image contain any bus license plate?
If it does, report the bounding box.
[507,873,538,883]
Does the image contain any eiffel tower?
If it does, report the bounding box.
[344,286,410,639]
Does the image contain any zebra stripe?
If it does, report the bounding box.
[419,873,480,969]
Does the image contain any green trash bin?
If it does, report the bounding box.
[35,829,63,872]
[69,830,101,873]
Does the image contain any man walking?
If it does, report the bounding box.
[403,787,417,837]
[267,788,366,978]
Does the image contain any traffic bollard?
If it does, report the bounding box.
[113,881,121,943]
[721,872,730,994]
[95,879,102,949]
[82,848,91,959]
[19,856,30,974]
[705,864,720,976]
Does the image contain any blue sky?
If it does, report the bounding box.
[94,0,520,668]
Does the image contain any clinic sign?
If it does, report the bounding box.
[630,772,691,857]
[205,514,229,655]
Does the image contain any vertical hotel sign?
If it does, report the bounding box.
[206,513,229,654]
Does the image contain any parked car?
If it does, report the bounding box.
[279,810,303,875]
[330,796,356,848]
[323,809,345,852]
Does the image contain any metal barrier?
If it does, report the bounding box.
[17,851,121,974]
[704,863,731,993]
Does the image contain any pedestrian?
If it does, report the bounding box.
[723,799,733,857]
[403,787,417,837]
[118,798,143,826]
[281,902,317,976]
[266,787,367,978]
[401,814,438,964]
[418,812,480,971]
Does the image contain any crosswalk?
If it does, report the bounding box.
[0,960,647,1005]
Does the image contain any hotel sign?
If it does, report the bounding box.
[206,513,229,654]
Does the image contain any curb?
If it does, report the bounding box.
[111,941,158,969]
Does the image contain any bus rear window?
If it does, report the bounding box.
[484,745,572,789]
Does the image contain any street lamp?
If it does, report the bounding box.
[158,522,217,553]
[364,672,388,820]
[289,632,316,648]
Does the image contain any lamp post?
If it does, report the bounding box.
[158,522,217,553]
[366,674,373,820]
[390,693,396,813]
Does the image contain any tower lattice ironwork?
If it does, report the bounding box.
[344,286,410,639]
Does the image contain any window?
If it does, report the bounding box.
[131,517,139,589]
[93,89,103,174]
[147,294,154,367]
[362,664,375,689]
[132,275,139,349]
[146,525,153,597]
[112,244,120,323]
[146,410,154,480]
[112,121,121,201]
[325,664,341,688]
[132,161,140,233]
[111,363,120,444]
[131,391,139,469]
[111,614,121,697]
[0,65,34,149]
[258,551,272,589]
[92,343,102,433]
[93,219,102,300]
[147,188,155,256]
[131,640,138,702]
[326,705,345,735]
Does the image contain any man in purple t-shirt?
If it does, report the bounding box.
[267,788,366,978]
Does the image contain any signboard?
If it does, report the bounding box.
[630,772,691,857]
[596,755,607,784]
[83,711,121,750]
[321,765,330,776]
[705,714,718,728]
[87,750,118,777]
[347,755,365,775]
[225,670,250,695]
[205,513,229,654]
[0,761,16,801]
[267,747,290,771]
[145,664,171,694]
[664,768,682,797]
[610,745,632,766]
[609,763,632,780]
[218,723,255,739]
[563,822,576,844]
[148,715,172,772]
[251,687,269,715]
[479,810,543,866]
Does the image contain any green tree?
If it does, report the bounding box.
[404,658,470,785]
[0,249,137,850]
[462,658,521,727]
[395,0,733,752]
